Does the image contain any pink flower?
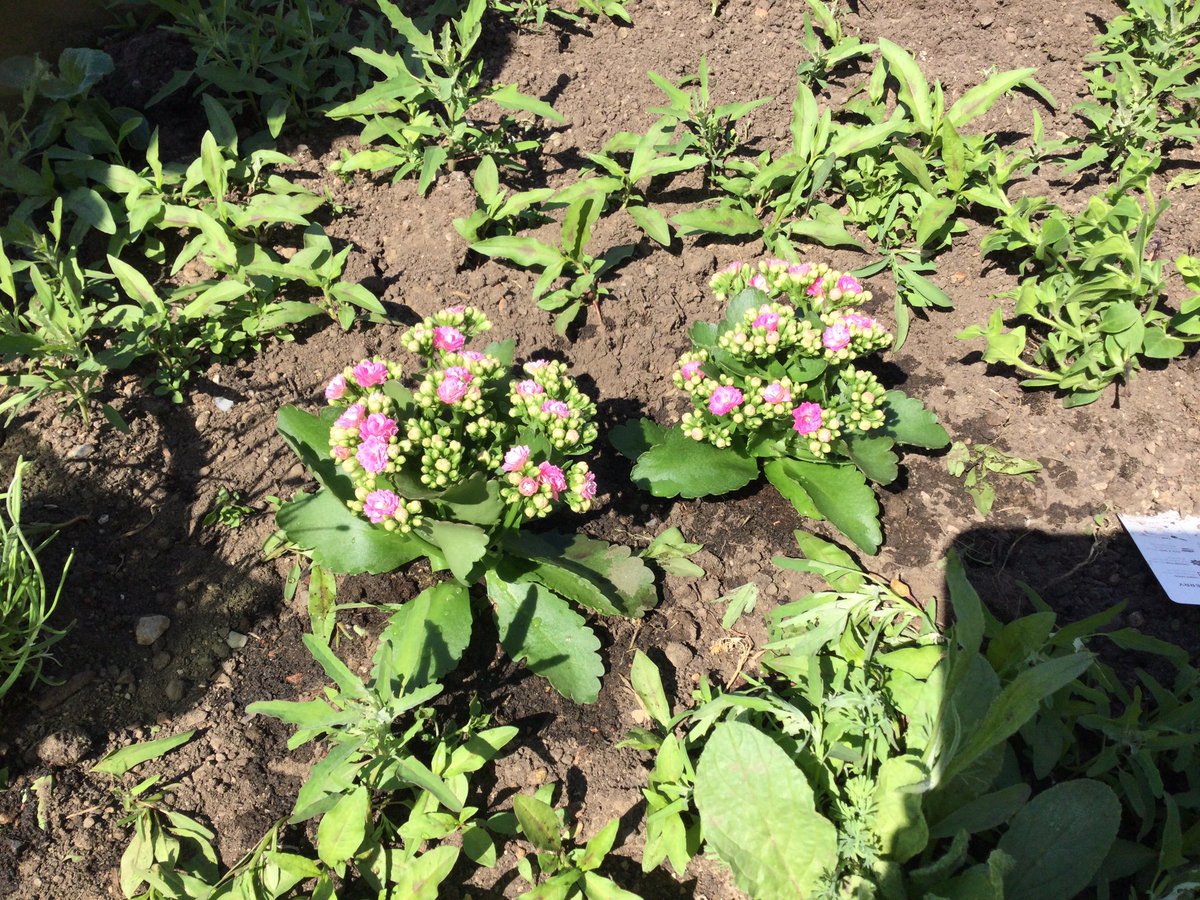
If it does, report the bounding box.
[324,374,347,401]
[502,445,531,472]
[539,462,567,498]
[525,359,550,371]
[437,376,470,404]
[542,399,570,419]
[356,437,389,473]
[837,275,862,294]
[445,305,465,315]
[722,260,743,274]
[788,263,811,276]
[335,403,367,430]
[516,379,545,397]
[444,366,472,383]
[352,360,388,388]
[749,274,769,291]
[752,309,780,332]
[708,385,744,416]
[792,402,824,435]
[807,280,824,297]
[433,326,465,351]
[332,446,351,461]
[461,350,485,362]
[763,382,791,405]
[845,313,875,331]
[363,489,400,524]
[579,471,597,500]
[518,477,539,497]
[822,322,851,351]
[680,360,704,380]
[358,413,398,441]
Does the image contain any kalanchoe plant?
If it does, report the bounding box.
[275,307,658,703]
[613,260,949,554]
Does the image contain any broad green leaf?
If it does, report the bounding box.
[92,730,196,776]
[609,417,669,461]
[107,254,161,309]
[998,780,1120,900]
[671,204,761,237]
[514,795,562,852]
[316,786,368,867]
[472,235,562,269]
[277,489,436,575]
[763,458,824,520]
[630,426,759,499]
[775,459,882,554]
[418,145,447,195]
[581,874,644,900]
[303,632,369,702]
[47,48,113,98]
[929,783,1031,839]
[881,391,950,449]
[425,521,490,584]
[445,726,519,778]
[391,845,459,900]
[842,434,899,484]
[630,650,671,728]
[375,581,472,690]
[627,204,672,246]
[915,195,956,248]
[873,756,930,863]
[947,68,1041,129]
[383,755,463,812]
[943,651,1095,783]
[66,186,117,235]
[878,38,932,132]
[501,531,658,618]
[490,83,565,122]
[694,722,837,898]
[487,574,604,704]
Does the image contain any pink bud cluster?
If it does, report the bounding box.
[676,259,891,460]
[314,308,602,533]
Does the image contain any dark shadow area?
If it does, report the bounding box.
[0,396,312,892]
[950,525,1200,660]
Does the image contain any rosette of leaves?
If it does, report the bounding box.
[612,260,948,555]
[960,153,1198,406]
[275,307,657,704]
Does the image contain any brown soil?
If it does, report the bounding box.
[2,0,1200,897]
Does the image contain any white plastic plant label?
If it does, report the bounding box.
[1119,511,1200,605]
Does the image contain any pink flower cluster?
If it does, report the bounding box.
[352,360,388,388]
[762,382,791,405]
[792,402,823,435]
[542,399,570,419]
[437,366,473,404]
[752,310,780,332]
[363,489,400,524]
[433,326,465,351]
[709,385,744,416]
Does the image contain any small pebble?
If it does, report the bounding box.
[213,397,234,412]
[135,615,171,646]
[67,444,94,460]
[225,631,248,650]
[165,678,185,703]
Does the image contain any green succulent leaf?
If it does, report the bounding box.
[487,572,604,704]
[629,426,759,499]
